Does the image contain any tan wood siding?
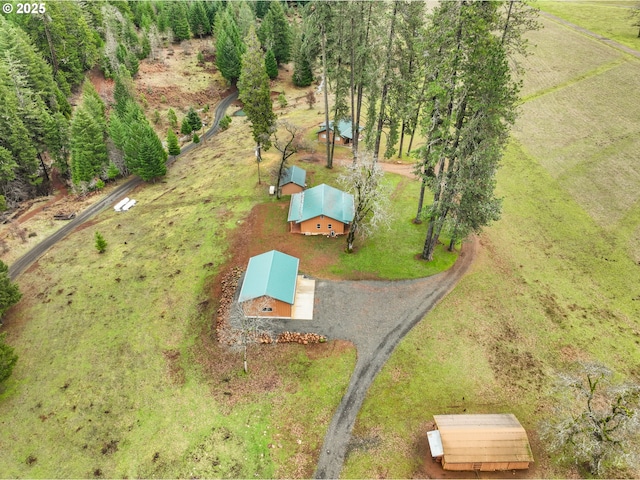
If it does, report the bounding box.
[242,296,292,318]
[299,215,346,235]
[317,132,347,145]
[281,183,304,195]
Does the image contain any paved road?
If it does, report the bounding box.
[8,91,238,281]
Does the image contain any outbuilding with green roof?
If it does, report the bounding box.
[238,250,299,318]
[287,183,354,236]
[279,165,307,196]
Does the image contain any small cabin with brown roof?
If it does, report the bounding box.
[428,414,534,472]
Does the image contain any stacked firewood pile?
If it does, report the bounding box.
[272,332,326,344]
[215,267,243,345]
[214,267,327,347]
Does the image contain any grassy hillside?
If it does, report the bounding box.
[342,11,640,479]
[0,111,359,478]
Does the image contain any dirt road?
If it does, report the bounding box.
[8,91,238,281]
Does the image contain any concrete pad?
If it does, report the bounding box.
[291,275,315,320]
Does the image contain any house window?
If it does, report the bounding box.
[321,134,326,139]
[327,223,332,229]
[262,307,273,312]
[316,223,321,229]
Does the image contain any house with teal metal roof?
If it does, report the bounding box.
[287,183,354,235]
[238,250,299,317]
[317,120,363,146]
[279,165,306,195]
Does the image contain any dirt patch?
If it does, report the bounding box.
[163,349,185,386]
[223,200,364,281]
[305,339,353,360]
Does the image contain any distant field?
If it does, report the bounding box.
[514,59,640,227]
[518,15,625,99]
[539,1,640,50]
[343,6,640,479]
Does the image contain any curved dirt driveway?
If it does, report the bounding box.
[273,236,478,478]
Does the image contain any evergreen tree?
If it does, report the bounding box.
[0,260,21,319]
[180,116,193,135]
[189,1,211,38]
[0,147,17,185]
[215,10,245,83]
[125,122,167,181]
[168,108,178,128]
[238,26,276,149]
[95,231,107,253]
[292,30,314,87]
[186,107,202,132]
[170,1,191,41]
[419,1,520,261]
[261,0,291,64]
[254,0,270,19]
[0,78,37,183]
[107,162,120,180]
[0,333,18,385]
[13,2,99,92]
[167,129,181,156]
[69,80,109,186]
[70,108,107,185]
[192,132,200,144]
[265,49,278,79]
[235,1,256,39]
[113,71,135,118]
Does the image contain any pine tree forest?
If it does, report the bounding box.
[0,0,536,260]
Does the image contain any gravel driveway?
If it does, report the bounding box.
[273,237,478,478]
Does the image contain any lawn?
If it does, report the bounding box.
[341,7,640,479]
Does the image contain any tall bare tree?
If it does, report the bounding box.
[272,121,304,199]
[338,152,390,253]
[228,300,274,374]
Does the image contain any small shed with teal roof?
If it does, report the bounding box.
[317,120,363,146]
[238,250,299,317]
[287,183,354,235]
[279,165,307,195]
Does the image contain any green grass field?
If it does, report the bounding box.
[0,117,357,478]
[539,1,640,50]
[342,7,640,479]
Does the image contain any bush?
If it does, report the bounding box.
[192,132,200,144]
[219,115,232,130]
[95,232,107,254]
[0,260,21,319]
[94,179,105,190]
[278,93,287,109]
